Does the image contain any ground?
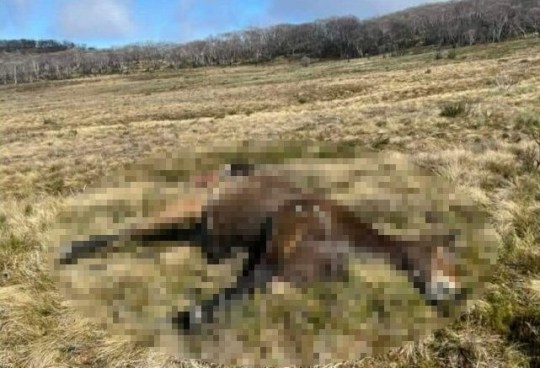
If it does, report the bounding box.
[1,38,540,367]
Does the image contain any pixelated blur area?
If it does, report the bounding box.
[46,141,499,366]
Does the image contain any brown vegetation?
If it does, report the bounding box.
[1,37,540,367]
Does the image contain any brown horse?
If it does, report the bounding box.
[58,162,465,333]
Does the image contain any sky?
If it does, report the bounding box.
[0,0,443,48]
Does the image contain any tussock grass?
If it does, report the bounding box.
[439,102,469,118]
[1,37,540,367]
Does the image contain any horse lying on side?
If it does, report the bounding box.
[57,163,465,333]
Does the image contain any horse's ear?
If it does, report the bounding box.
[223,162,256,177]
[192,162,256,188]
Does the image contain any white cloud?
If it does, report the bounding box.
[57,0,135,39]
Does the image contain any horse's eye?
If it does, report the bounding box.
[323,263,333,277]
[446,230,460,253]
[425,211,444,224]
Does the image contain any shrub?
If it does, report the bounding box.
[300,56,311,67]
[515,114,540,171]
[371,135,391,149]
[43,117,57,125]
[440,102,468,118]
[515,114,540,141]
[447,49,458,59]
[297,95,308,104]
[508,309,540,367]
[517,146,540,172]
[494,74,517,91]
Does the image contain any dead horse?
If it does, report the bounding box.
[58,162,466,333]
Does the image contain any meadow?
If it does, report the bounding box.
[1,37,540,367]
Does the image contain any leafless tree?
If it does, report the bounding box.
[1,0,539,85]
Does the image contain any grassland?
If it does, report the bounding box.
[1,38,540,367]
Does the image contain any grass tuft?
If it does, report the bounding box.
[440,102,468,118]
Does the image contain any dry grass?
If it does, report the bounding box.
[1,37,540,367]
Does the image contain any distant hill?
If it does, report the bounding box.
[1,0,538,85]
[0,39,76,54]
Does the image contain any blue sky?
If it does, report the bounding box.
[1,0,443,48]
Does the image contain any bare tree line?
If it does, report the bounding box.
[0,39,76,54]
[1,0,539,85]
